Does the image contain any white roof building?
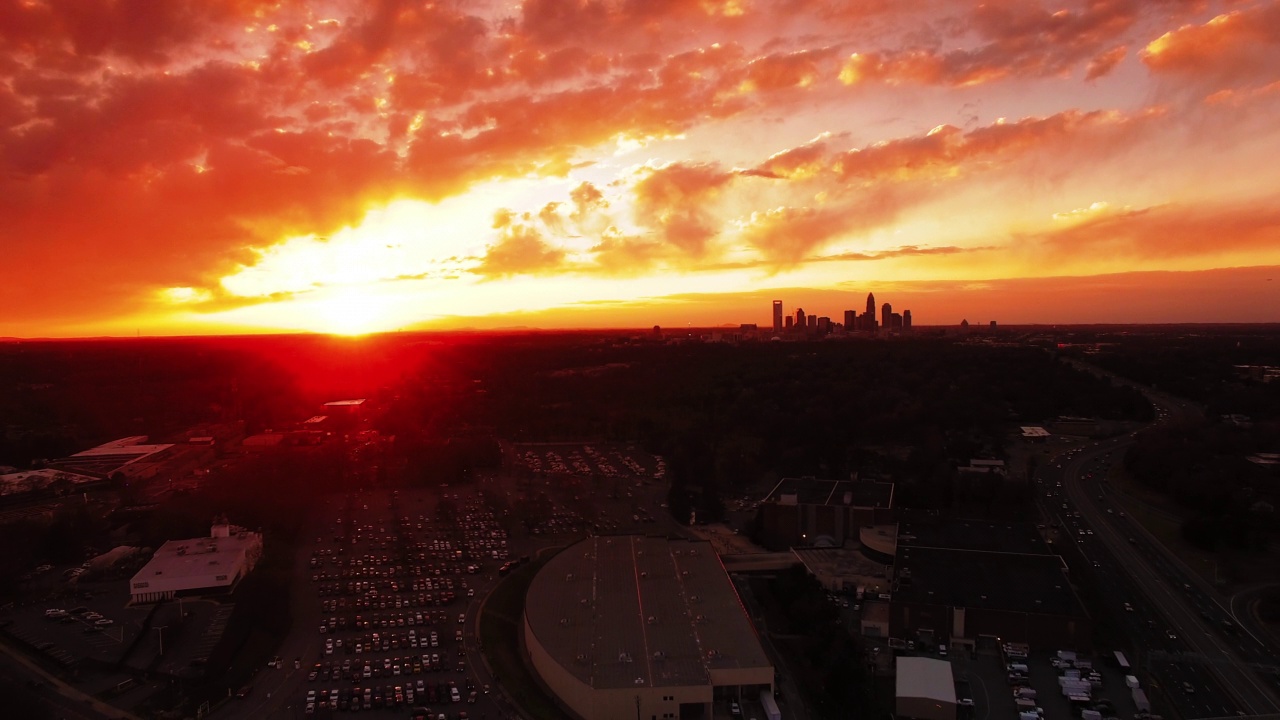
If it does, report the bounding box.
[896,656,957,720]
[129,521,263,604]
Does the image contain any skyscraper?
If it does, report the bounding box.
[881,302,892,329]
[795,308,806,330]
[772,300,783,332]
[866,292,875,317]
[844,310,856,329]
[903,310,912,329]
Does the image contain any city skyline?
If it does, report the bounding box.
[770,293,912,335]
[3,1,1280,338]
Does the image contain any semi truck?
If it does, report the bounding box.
[760,689,782,720]
[1133,688,1151,714]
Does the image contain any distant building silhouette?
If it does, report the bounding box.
[844,310,856,329]
[881,302,892,330]
[903,309,912,329]
[866,292,876,317]
[772,300,783,332]
[795,308,806,330]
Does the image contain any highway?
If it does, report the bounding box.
[1040,365,1280,718]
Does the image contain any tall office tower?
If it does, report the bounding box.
[891,312,902,329]
[817,317,831,333]
[785,316,794,329]
[866,292,876,316]
[844,310,856,329]
[807,314,817,329]
[796,308,806,329]
[903,310,912,329]
[881,302,892,329]
[772,300,783,332]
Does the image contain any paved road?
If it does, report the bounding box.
[0,639,136,720]
[1046,364,1280,717]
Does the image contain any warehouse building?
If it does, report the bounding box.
[129,519,263,604]
[524,536,773,720]
[896,656,956,720]
[888,514,1092,652]
[756,476,896,549]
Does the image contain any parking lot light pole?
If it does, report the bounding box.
[154,625,167,656]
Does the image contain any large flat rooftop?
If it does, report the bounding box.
[48,437,175,477]
[525,536,771,690]
[764,477,894,508]
[893,545,1083,618]
[131,531,260,591]
[897,514,1052,555]
[897,656,957,703]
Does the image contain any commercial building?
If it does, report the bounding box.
[48,436,177,480]
[1020,426,1050,441]
[129,519,263,604]
[0,468,102,499]
[896,656,956,720]
[888,514,1092,652]
[756,476,896,549]
[772,300,783,333]
[524,536,773,720]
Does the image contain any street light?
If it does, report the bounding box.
[154,625,167,656]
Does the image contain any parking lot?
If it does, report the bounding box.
[295,486,512,718]
[3,565,153,671]
[512,442,666,482]
[952,646,1151,720]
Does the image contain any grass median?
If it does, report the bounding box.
[479,555,573,720]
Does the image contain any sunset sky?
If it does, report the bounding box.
[3,0,1280,337]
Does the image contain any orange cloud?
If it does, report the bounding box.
[475,223,567,277]
[1019,200,1280,262]
[741,47,837,91]
[630,162,736,256]
[1085,45,1127,81]
[1141,5,1280,92]
[838,0,1194,87]
[739,200,910,263]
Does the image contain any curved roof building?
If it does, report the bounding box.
[523,536,773,720]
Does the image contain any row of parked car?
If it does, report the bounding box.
[43,606,113,627]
